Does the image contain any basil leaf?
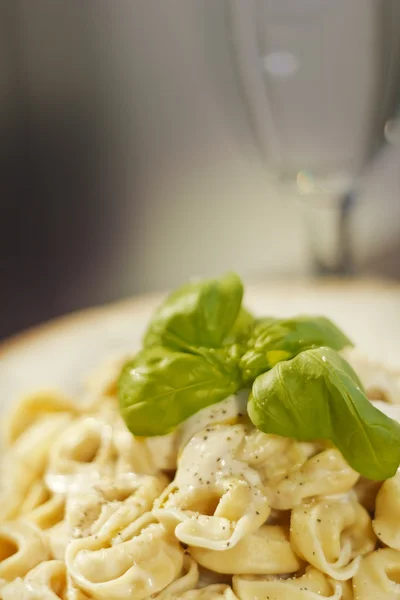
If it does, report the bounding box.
[223,307,255,344]
[221,307,256,364]
[143,273,243,351]
[240,316,353,385]
[248,347,400,480]
[118,346,241,436]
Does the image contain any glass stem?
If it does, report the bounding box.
[301,190,355,277]
[313,192,354,276]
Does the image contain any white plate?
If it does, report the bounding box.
[1,280,400,409]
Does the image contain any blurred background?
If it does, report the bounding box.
[1,0,400,340]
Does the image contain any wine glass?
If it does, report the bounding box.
[228,0,400,274]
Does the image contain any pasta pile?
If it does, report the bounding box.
[0,349,400,599]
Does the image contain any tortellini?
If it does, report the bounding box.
[20,481,65,530]
[66,512,183,600]
[154,424,270,550]
[343,348,400,403]
[190,525,301,575]
[290,498,376,580]
[65,472,167,539]
[233,566,352,600]
[0,521,49,584]
[155,555,199,599]
[177,394,248,450]
[0,483,57,527]
[18,483,66,560]
[43,472,167,565]
[173,585,239,599]
[2,354,400,598]
[45,410,160,494]
[2,390,78,448]
[353,548,400,600]
[237,429,318,483]
[0,560,90,600]
[373,471,400,550]
[0,410,74,517]
[268,448,359,510]
[45,415,115,493]
[0,392,75,514]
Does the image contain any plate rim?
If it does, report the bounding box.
[1,278,398,359]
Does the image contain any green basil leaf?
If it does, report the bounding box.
[223,307,255,344]
[240,316,353,385]
[143,272,243,351]
[118,346,241,436]
[222,307,256,363]
[248,347,400,480]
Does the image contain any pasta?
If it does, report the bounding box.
[353,548,400,599]
[45,409,161,495]
[373,471,400,550]
[65,472,167,539]
[154,423,270,550]
[155,555,199,599]
[233,566,353,600]
[0,560,90,599]
[65,511,183,599]
[0,392,77,524]
[0,350,400,599]
[290,498,376,580]
[268,448,359,510]
[174,585,239,599]
[344,348,400,403]
[190,524,301,574]
[0,521,49,584]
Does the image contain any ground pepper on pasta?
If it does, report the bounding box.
[0,349,400,599]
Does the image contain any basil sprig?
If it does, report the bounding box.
[118,273,400,480]
[248,347,400,480]
[119,346,240,436]
[143,272,248,351]
[240,316,353,385]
